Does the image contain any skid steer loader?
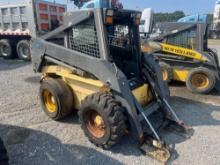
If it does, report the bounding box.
[142,22,220,94]
[31,8,193,163]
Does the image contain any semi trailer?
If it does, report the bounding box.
[0,0,66,61]
[212,0,220,39]
[177,0,220,39]
[139,8,153,37]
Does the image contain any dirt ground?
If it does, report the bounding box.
[209,39,220,45]
[0,43,220,165]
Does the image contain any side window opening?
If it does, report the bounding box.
[67,18,100,58]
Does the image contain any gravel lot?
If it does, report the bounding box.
[0,43,220,165]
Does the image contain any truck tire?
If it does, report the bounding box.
[186,67,216,94]
[40,78,74,120]
[159,62,173,83]
[0,137,9,165]
[0,39,13,59]
[79,92,126,149]
[17,40,31,61]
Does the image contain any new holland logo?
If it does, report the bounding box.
[162,44,197,57]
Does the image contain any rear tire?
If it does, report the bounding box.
[186,67,216,94]
[40,78,74,120]
[79,92,126,149]
[0,137,8,165]
[17,40,31,61]
[0,39,13,59]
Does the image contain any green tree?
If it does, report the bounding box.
[207,14,213,24]
[153,11,185,23]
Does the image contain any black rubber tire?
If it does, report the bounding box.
[0,39,13,59]
[78,92,126,149]
[17,40,31,61]
[186,67,216,94]
[40,78,74,120]
[0,137,9,165]
[159,62,173,83]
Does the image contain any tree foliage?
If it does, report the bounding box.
[70,0,90,7]
[207,14,213,24]
[153,11,185,23]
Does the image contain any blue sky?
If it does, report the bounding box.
[120,0,217,14]
[1,0,217,14]
[53,0,217,14]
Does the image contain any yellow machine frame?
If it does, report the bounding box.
[172,69,189,82]
[160,43,207,82]
[160,43,206,62]
[42,66,152,109]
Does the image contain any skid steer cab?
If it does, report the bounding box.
[31,8,193,163]
[142,22,220,94]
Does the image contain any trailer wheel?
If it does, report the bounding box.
[0,39,13,59]
[186,67,216,94]
[79,92,126,149]
[40,78,74,120]
[17,40,31,61]
[0,137,8,165]
[160,62,173,83]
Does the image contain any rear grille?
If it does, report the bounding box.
[166,28,197,49]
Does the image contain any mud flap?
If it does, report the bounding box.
[139,138,171,163]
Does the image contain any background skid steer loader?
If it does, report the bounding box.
[31,8,193,163]
[142,22,220,94]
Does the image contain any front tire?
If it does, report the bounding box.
[79,92,126,149]
[0,39,13,59]
[40,78,74,120]
[186,67,216,94]
[17,40,31,61]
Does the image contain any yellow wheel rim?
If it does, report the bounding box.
[42,90,57,113]
[162,69,168,81]
[191,73,209,89]
[86,111,106,138]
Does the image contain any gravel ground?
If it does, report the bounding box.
[0,44,220,165]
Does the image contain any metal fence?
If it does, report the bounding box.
[107,25,130,49]
[67,19,100,58]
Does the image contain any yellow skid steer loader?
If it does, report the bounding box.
[31,8,193,163]
[142,22,220,94]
